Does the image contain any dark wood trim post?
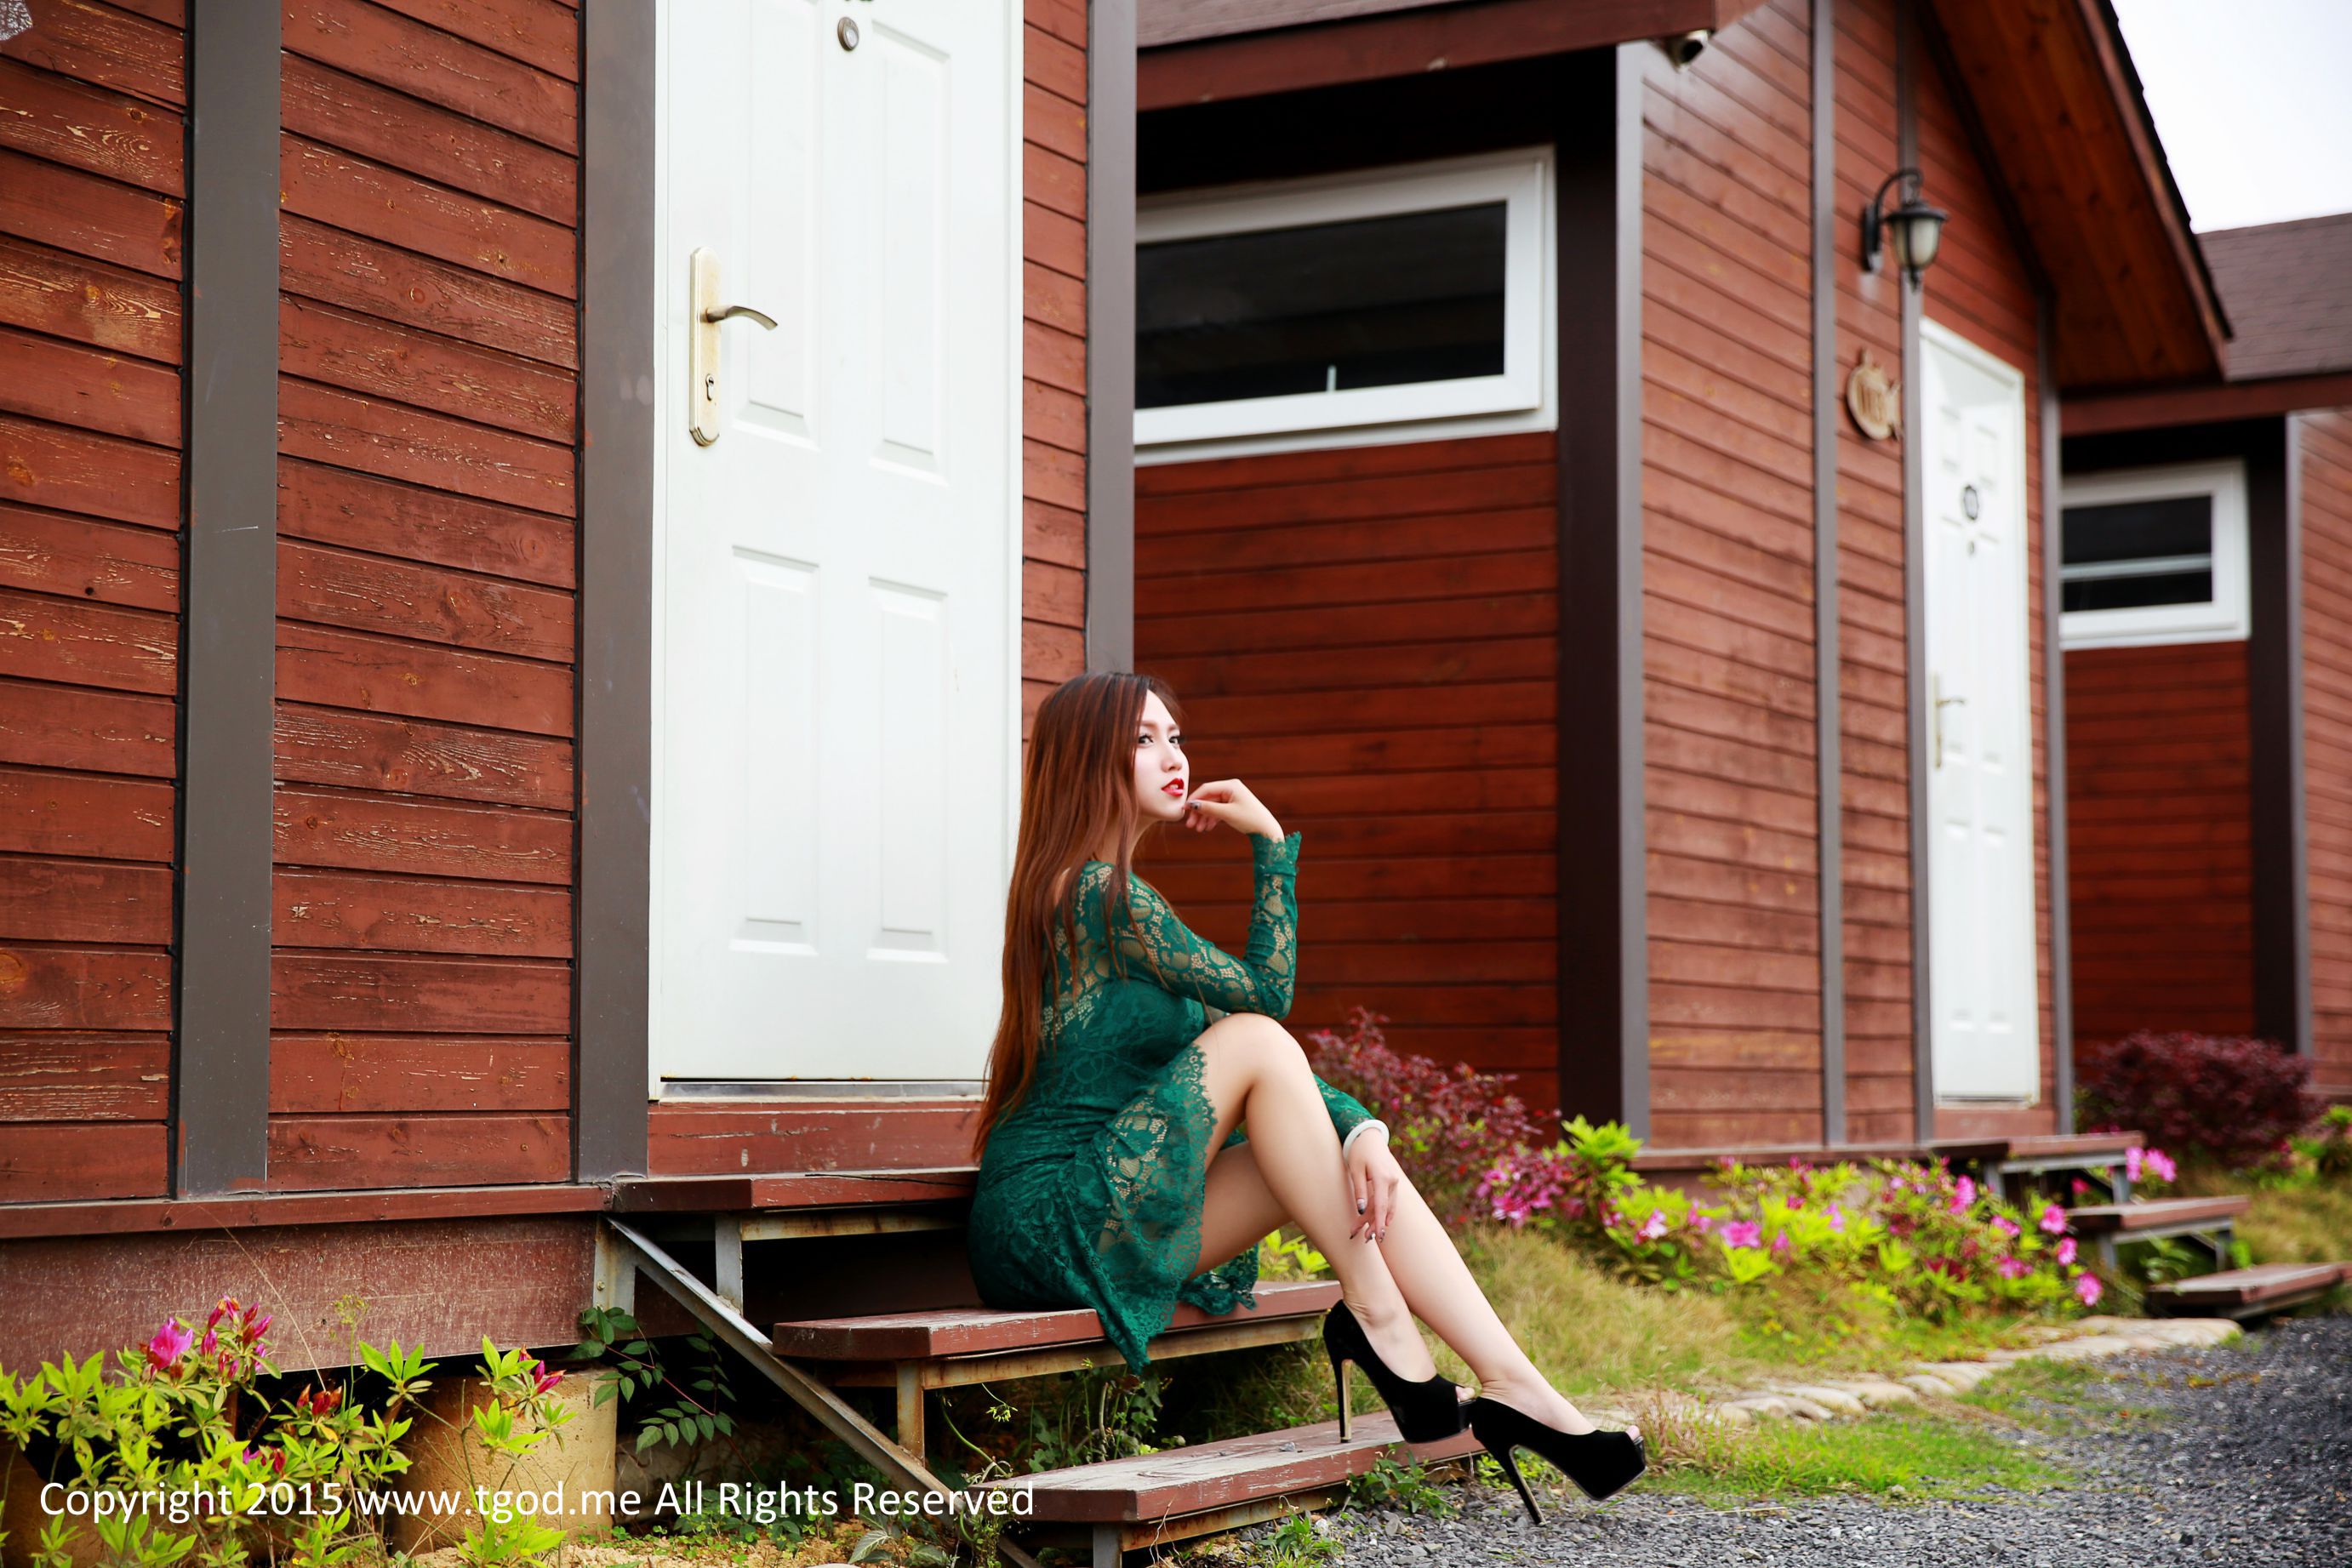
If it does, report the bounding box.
[1811,0,1845,1145]
[2039,296,2075,1130]
[1087,0,1139,674]
[1553,44,1648,1135]
[2251,415,2312,1058]
[1896,0,1935,1139]
[176,0,281,1196]
[577,0,659,1179]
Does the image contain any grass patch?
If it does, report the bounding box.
[1424,1224,2062,1399]
[1569,1334,2174,1510]
[1956,1354,2169,1436]
[1633,1405,2077,1508]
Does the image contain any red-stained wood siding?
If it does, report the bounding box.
[1639,0,1826,1149]
[268,0,581,1191]
[2303,408,2352,1103]
[1132,435,1565,1111]
[1910,0,2057,1141]
[1022,0,1088,738]
[0,5,186,1203]
[2062,641,2254,1045]
[1832,0,1914,1140]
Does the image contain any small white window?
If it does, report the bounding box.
[2058,459,2249,648]
[1134,147,1555,463]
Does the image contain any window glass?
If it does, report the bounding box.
[2059,494,2214,613]
[1137,202,1508,409]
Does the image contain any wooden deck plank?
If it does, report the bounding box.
[2144,1261,2347,1309]
[610,1168,980,1214]
[979,1411,1481,1522]
[2066,1195,2251,1233]
[775,1280,1340,1360]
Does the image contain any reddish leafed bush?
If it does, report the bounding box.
[1301,1005,1555,1228]
[2076,1029,2316,1170]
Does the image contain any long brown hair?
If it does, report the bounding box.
[971,670,1185,1157]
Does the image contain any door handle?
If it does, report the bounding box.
[1932,674,1967,769]
[688,248,776,446]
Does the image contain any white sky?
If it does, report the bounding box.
[2111,0,2352,231]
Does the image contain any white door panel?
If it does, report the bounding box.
[654,0,1019,1086]
[1921,319,2038,1101]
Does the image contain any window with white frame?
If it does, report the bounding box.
[2058,459,2249,648]
[1134,148,1554,460]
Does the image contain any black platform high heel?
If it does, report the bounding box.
[1464,1394,1647,1523]
[1322,1303,1470,1443]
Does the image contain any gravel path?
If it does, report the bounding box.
[1296,1314,2352,1568]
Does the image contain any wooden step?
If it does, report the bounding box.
[775,1279,1339,1361]
[1989,1131,2144,1165]
[608,1166,978,1213]
[2145,1262,2348,1318]
[979,1410,1484,1566]
[2066,1195,2249,1234]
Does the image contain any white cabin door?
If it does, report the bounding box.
[653,0,1019,1086]
[1920,319,2037,1100]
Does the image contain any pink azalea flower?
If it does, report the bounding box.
[2070,1177,2090,1197]
[1721,1220,1763,1250]
[146,1319,193,1375]
[2075,1272,2104,1307]
[1826,1204,1847,1233]
[1949,1175,1977,1214]
[200,1326,218,1356]
[1992,1216,2022,1239]
[1997,1257,2029,1280]
[2038,1203,2068,1235]
[521,1356,562,1397]
[2125,1146,2144,1183]
[1771,1231,1791,1255]
[1636,1211,1670,1241]
[1693,1212,1715,1232]
[2057,1236,2078,1266]
[2144,1148,2178,1183]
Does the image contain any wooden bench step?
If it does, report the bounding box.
[608,1166,979,1213]
[2145,1262,2349,1316]
[979,1409,1483,1530]
[774,1279,1340,1360]
[1994,1132,2144,1160]
[2067,1195,2249,1234]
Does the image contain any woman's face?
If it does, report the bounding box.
[1131,691,1190,824]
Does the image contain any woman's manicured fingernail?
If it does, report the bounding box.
[1356,1200,1366,1212]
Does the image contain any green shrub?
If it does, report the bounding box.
[0,1301,574,1568]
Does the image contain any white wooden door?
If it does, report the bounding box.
[1921,319,2038,1100]
[653,0,1020,1086]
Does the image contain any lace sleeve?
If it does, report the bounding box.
[1313,1071,1374,1139]
[1109,830,1302,1018]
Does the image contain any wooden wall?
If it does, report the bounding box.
[1132,436,1565,1109]
[2303,408,2352,1103]
[1910,0,2057,1139]
[2064,641,2255,1045]
[1636,0,1826,1147]
[1830,0,1915,1140]
[1021,0,1090,737]
[265,0,583,1191]
[0,1,186,1202]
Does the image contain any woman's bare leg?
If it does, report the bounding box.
[1188,1014,1438,1382]
[1190,1017,1618,1436]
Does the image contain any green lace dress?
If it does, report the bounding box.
[968,830,1376,1373]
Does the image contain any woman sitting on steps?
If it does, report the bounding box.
[966,670,1644,1521]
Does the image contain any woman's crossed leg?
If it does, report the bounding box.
[1186,1010,1610,1436]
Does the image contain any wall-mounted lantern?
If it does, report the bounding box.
[1861,167,1948,286]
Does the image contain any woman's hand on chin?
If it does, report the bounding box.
[1179,779,1282,843]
